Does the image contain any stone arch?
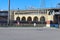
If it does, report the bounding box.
[21,16,26,21]
[33,16,38,22]
[40,16,45,23]
[27,16,32,22]
[16,16,20,21]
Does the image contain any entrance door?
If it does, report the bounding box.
[54,14,60,24]
[53,15,58,24]
[53,15,59,28]
[58,16,60,24]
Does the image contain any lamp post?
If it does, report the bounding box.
[8,0,10,26]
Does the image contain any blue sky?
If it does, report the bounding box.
[0,0,60,10]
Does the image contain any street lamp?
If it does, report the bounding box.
[8,0,10,25]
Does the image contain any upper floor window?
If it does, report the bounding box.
[48,10,53,15]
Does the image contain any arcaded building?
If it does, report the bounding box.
[13,8,60,27]
[13,9,52,22]
[0,8,60,27]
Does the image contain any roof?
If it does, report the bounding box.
[0,8,60,11]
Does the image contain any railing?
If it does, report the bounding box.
[0,21,46,27]
[0,23,46,27]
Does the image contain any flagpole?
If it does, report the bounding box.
[8,0,10,26]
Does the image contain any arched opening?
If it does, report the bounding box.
[27,17,32,22]
[33,16,38,22]
[40,16,45,23]
[21,17,26,22]
[16,16,20,21]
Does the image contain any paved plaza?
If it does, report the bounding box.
[0,27,60,40]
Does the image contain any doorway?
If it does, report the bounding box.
[53,14,60,24]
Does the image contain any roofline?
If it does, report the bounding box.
[0,8,60,11]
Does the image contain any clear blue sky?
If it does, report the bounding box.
[0,0,60,10]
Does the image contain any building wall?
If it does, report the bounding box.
[10,11,14,20]
[46,10,54,21]
[14,14,47,21]
[12,10,54,22]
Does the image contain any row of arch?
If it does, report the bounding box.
[16,16,45,22]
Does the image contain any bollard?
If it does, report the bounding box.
[34,23,36,27]
[46,21,50,28]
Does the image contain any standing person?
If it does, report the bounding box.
[34,23,36,27]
